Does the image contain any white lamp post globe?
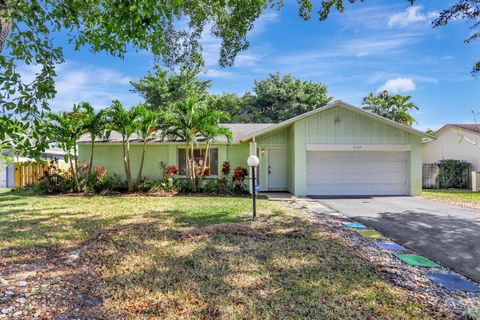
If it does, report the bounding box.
[247,155,260,167]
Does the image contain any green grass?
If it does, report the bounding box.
[0,188,446,319]
[422,189,480,204]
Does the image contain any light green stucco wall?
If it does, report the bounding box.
[78,142,251,180]
[78,143,173,179]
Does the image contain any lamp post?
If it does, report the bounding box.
[247,155,259,220]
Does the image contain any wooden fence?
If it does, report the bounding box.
[14,162,49,189]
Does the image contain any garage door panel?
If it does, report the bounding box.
[310,173,407,184]
[307,151,408,196]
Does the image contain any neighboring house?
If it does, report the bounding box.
[0,146,66,188]
[423,124,480,171]
[77,100,433,196]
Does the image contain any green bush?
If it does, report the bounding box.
[34,173,76,194]
[437,159,470,189]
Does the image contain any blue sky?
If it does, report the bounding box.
[21,0,479,130]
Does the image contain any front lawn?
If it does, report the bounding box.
[422,189,480,211]
[0,189,445,319]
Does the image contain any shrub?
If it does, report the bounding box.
[221,161,231,176]
[437,159,470,189]
[34,160,76,194]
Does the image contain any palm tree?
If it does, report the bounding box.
[197,110,232,188]
[105,100,139,192]
[132,103,160,185]
[47,109,85,192]
[76,102,107,179]
[163,96,206,192]
[362,91,419,127]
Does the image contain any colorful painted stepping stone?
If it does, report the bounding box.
[342,222,367,229]
[395,254,440,268]
[374,241,406,251]
[426,273,480,292]
[356,229,385,240]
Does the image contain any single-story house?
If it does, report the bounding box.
[422,124,480,171]
[77,100,433,196]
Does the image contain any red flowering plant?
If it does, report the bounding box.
[232,166,248,184]
[165,165,178,178]
[221,161,231,176]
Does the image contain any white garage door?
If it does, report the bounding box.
[307,151,409,196]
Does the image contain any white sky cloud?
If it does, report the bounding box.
[388,6,439,28]
[378,77,416,93]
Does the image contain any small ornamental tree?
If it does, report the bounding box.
[105,100,140,192]
[47,107,86,192]
[132,104,160,185]
[77,102,108,179]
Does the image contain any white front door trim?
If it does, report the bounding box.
[306,144,411,152]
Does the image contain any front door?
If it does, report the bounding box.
[268,149,287,190]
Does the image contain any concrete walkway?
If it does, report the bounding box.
[316,196,480,282]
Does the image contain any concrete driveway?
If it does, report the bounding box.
[317,196,480,282]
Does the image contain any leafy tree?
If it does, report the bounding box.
[131,66,211,112]
[315,0,480,76]
[362,91,419,126]
[197,110,232,188]
[105,100,140,192]
[2,0,312,158]
[47,108,85,192]
[208,93,264,123]
[132,104,160,185]
[77,102,107,179]
[163,96,208,192]
[252,73,332,123]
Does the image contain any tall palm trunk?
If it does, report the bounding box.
[189,143,196,192]
[197,142,210,189]
[71,147,80,192]
[136,139,147,185]
[122,138,133,192]
[87,135,95,179]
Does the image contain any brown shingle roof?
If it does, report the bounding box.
[77,123,273,144]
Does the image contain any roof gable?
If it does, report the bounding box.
[241,100,434,141]
[435,124,480,137]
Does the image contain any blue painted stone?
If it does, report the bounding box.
[426,273,480,292]
[342,222,367,229]
[374,241,406,251]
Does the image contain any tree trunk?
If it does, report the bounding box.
[69,158,80,192]
[125,139,133,192]
[197,143,210,189]
[87,135,95,179]
[136,139,147,185]
[122,138,132,192]
[71,147,80,192]
[189,144,196,192]
[0,2,11,54]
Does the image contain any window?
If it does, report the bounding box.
[178,148,218,176]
